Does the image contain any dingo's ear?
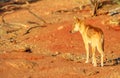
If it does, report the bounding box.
[74,16,80,22]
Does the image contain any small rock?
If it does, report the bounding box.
[57,26,64,30]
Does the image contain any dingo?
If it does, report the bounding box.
[70,17,104,67]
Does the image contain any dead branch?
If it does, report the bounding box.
[6,29,21,34]
[0,0,39,7]
[93,0,99,16]
[108,7,120,16]
[90,0,102,16]
[0,1,30,11]
[1,1,46,24]
[7,23,28,28]
[52,7,81,14]
[0,1,29,27]
[23,25,46,35]
[25,1,47,24]
[1,10,14,24]
[27,21,40,25]
[90,0,96,6]
[27,8,46,24]
[11,0,39,4]
[0,4,20,11]
[1,10,28,29]
[0,0,47,35]
[0,1,13,8]
[0,1,30,25]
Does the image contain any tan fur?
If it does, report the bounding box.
[71,17,104,67]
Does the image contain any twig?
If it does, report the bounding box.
[27,21,40,25]
[0,1,29,25]
[24,1,47,24]
[52,7,81,14]
[1,11,28,28]
[89,0,102,16]
[27,8,46,24]
[90,0,96,6]
[23,25,46,35]
[1,10,14,24]
[7,23,28,28]
[6,29,21,34]
[108,7,120,16]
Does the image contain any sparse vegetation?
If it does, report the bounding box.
[89,0,102,16]
[113,0,120,5]
[0,0,120,78]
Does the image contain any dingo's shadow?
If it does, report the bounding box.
[104,57,120,66]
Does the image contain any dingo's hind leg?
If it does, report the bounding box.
[91,44,97,67]
[97,42,104,67]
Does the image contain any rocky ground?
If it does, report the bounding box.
[0,0,120,78]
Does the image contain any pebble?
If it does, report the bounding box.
[57,26,64,30]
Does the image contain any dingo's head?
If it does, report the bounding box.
[70,16,83,33]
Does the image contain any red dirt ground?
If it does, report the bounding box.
[0,0,120,78]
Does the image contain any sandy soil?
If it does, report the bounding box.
[0,0,120,78]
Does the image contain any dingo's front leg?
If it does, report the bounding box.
[85,43,89,63]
